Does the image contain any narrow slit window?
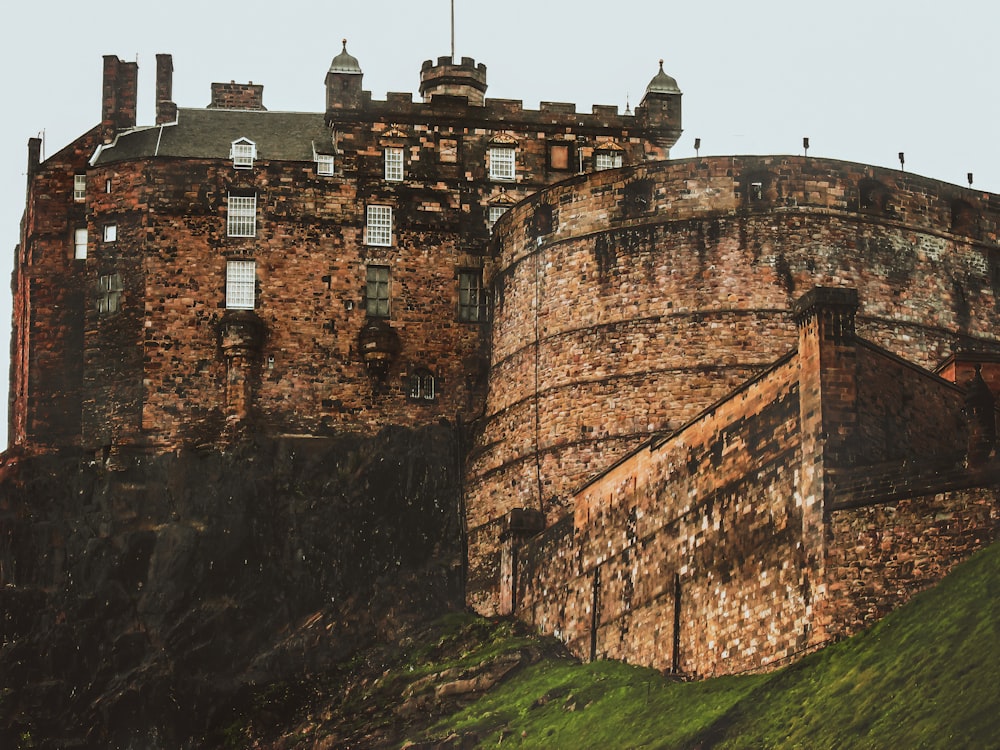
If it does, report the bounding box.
[74,228,88,260]
[226,260,256,309]
[366,265,390,317]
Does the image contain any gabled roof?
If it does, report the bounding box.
[93,108,331,165]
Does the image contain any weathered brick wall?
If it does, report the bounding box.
[18,52,679,455]
[823,485,1000,638]
[10,129,102,451]
[515,356,810,677]
[854,341,966,465]
[468,156,1000,615]
[81,155,493,451]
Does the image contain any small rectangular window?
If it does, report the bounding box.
[74,228,88,260]
[316,154,335,175]
[74,174,86,201]
[595,152,623,171]
[366,265,390,317]
[488,205,509,233]
[232,141,256,169]
[226,260,256,309]
[227,194,256,237]
[97,273,123,315]
[408,370,436,401]
[366,205,392,247]
[103,224,117,243]
[489,146,515,181]
[458,270,489,322]
[384,147,404,181]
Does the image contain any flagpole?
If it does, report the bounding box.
[451,0,455,59]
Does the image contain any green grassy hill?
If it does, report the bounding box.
[225,540,999,748]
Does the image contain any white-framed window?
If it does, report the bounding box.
[316,154,335,175]
[227,194,257,237]
[103,224,117,243]
[226,260,256,309]
[231,138,256,169]
[97,273,123,315]
[408,369,436,401]
[74,174,86,201]
[595,151,623,171]
[489,146,515,181]
[74,228,88,260]
[488,205,509,232]
[366,205,392,247]
[366,265,390,317]
[384,147,404,181]
[458,270,489,322]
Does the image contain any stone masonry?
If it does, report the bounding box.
[8,46,1000,680]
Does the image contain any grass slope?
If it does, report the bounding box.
[416,541,1000,749]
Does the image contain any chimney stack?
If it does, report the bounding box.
[101,55,138,143]
[155,54,177,124]
[208,81,266,111]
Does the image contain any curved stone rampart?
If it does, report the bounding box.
[467,156,1000,608]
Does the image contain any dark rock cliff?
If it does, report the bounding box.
[0,424,465,748]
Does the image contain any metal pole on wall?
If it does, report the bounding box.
[451,0,455,59]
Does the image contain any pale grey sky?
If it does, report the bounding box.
[2,0,998,449]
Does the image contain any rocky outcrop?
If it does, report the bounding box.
[0,424,464,748]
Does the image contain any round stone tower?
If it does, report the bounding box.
[325,39,364,111]
[419,56,488,105]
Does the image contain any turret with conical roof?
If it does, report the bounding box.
[326,39,365,111]
[635,58,682,154]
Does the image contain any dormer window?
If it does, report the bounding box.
[316,154,335,175]
[231,138,257,169]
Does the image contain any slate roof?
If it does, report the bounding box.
[93,108,332,165]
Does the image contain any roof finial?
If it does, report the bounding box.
[659,58,664,70]
[342,38,348,52]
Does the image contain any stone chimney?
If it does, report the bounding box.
[419,56,488,105]
[155,54,177,124]
[101,55,139,143]
[208,81,266,111]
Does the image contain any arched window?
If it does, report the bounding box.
[408,368,436,401]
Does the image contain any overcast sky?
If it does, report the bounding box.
[1,0,998,450]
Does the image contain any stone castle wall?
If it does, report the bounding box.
[516,355,806,676]
[466,156,1000,614]
[505,313,999,677]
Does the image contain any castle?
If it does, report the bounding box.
[9,47,999,678]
